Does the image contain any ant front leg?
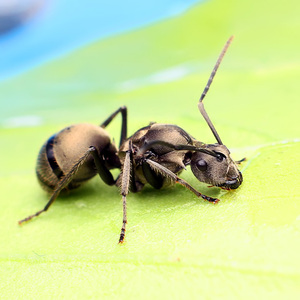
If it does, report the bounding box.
[138,140,218,158]
[145,159,219,204]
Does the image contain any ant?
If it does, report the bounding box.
[19,36,243,243]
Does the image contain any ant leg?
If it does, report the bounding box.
[118,147,132,243]
[89,147,116,185]
[142,161,164,189]
[139,140,218,158]
[18,146,115,225]
[128,148,139,193]
[100,106,127,147]
[146,159,219,204]
[19,147,96,224]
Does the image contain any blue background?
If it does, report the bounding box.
[0,0,200,81]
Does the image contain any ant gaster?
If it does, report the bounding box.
[19,36,243,243]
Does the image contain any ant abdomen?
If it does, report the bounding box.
[36,123,117,193]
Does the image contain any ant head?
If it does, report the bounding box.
[190,144,243,189]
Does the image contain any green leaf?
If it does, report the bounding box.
[1,0,299,299]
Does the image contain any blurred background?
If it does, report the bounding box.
[0,0,199,80]
[0,0,298,146]
[0,0,207,130]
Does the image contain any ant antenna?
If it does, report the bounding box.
[198,35,234,145]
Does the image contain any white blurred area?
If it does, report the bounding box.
[0,0,46,34]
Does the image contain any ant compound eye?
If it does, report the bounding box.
[196,159,207,171]
[216,152,226,162]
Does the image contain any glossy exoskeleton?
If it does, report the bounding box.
[116,36,242,242]
[19,36,243,244]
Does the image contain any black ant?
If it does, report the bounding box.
[19,36,243,243]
